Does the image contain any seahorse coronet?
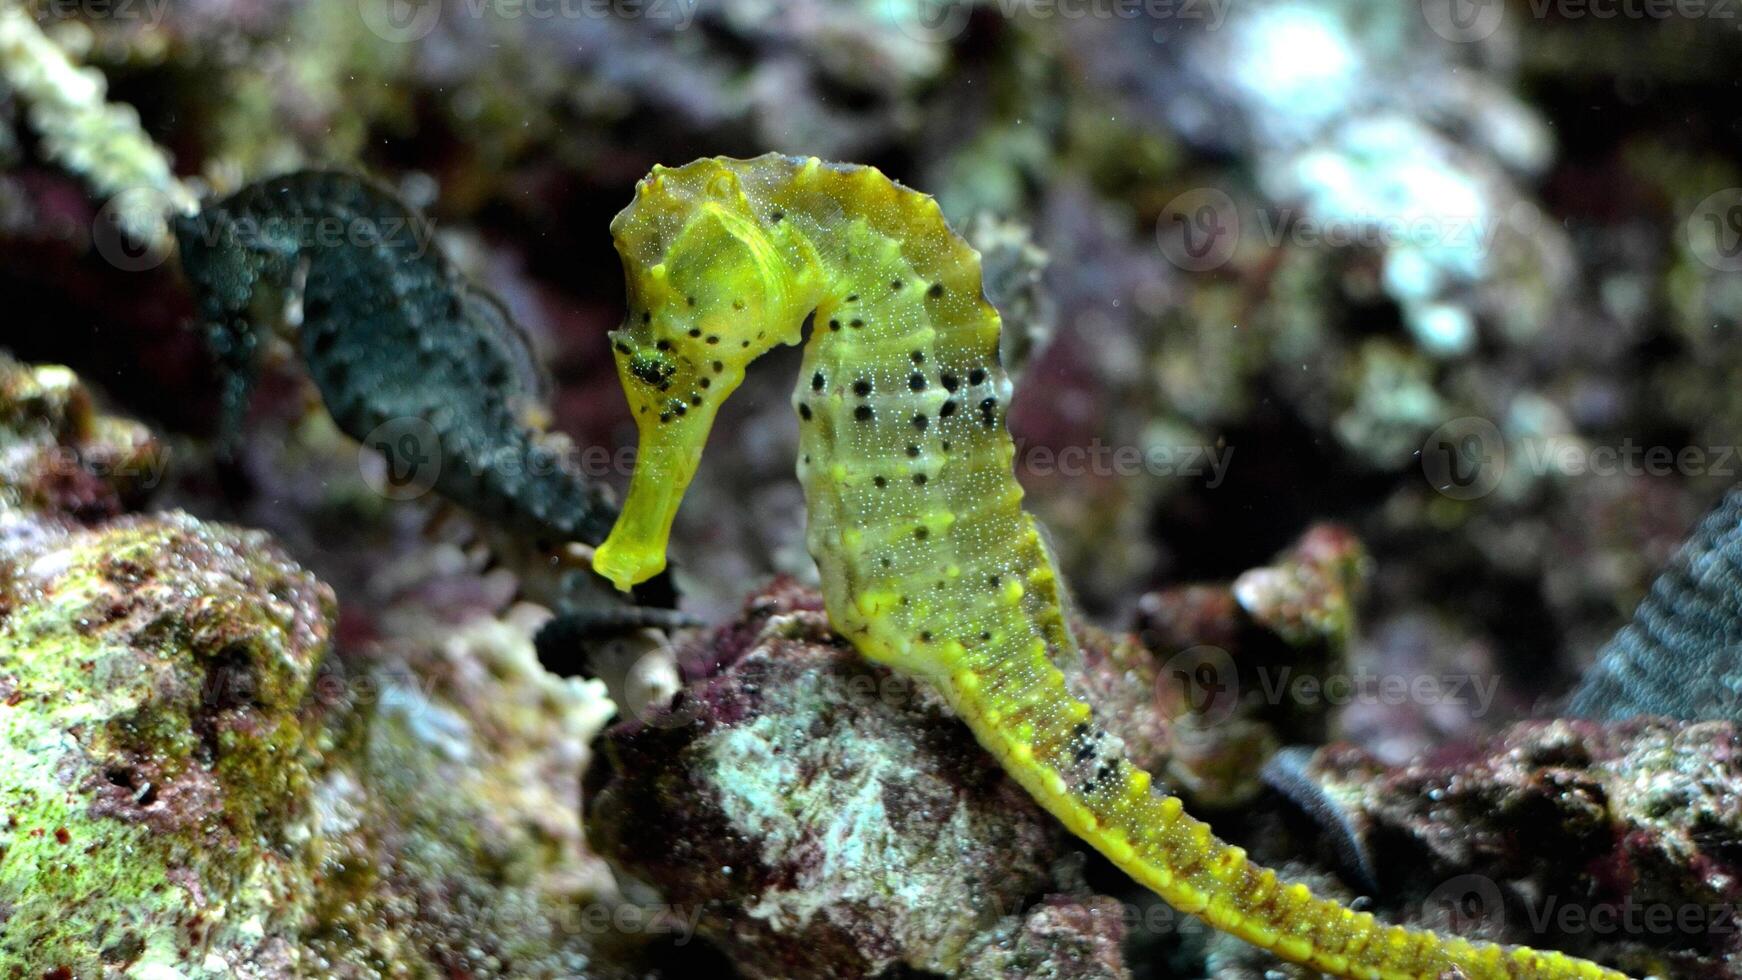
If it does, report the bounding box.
[592,153,1634,980]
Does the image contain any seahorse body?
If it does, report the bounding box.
[175,171,615,544]
[592,155,1629,980]
[1570,486,1742,722]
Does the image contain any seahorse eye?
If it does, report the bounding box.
[627,350,676,387]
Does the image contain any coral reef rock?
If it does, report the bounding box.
[0,350,162,522]
[1311,719,1742,978]
[0,356,622,979]
[0,510,335,976]
[587,581,1079,979]
[956,894,1131,980]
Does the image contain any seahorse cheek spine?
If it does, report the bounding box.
[591,154,1632,980]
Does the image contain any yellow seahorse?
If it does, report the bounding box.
[590,154,1630,980]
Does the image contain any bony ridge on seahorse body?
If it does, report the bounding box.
[590,153,1632,980]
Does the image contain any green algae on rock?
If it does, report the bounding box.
[0,355,626,978]
[0,511,335,977]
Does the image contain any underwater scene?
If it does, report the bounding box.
[2,0,1741,977]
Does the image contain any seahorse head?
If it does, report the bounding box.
[592,159,822,590]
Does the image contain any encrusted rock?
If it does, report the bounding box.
[1127,524,1371,803]
[0,510,334,976]
[586,581,1071,979]
[0,351,162,522]
[1307,718,1742,977]
[0,357,624,979]
[1231,524,1368,652]
[956,894,1131,980]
